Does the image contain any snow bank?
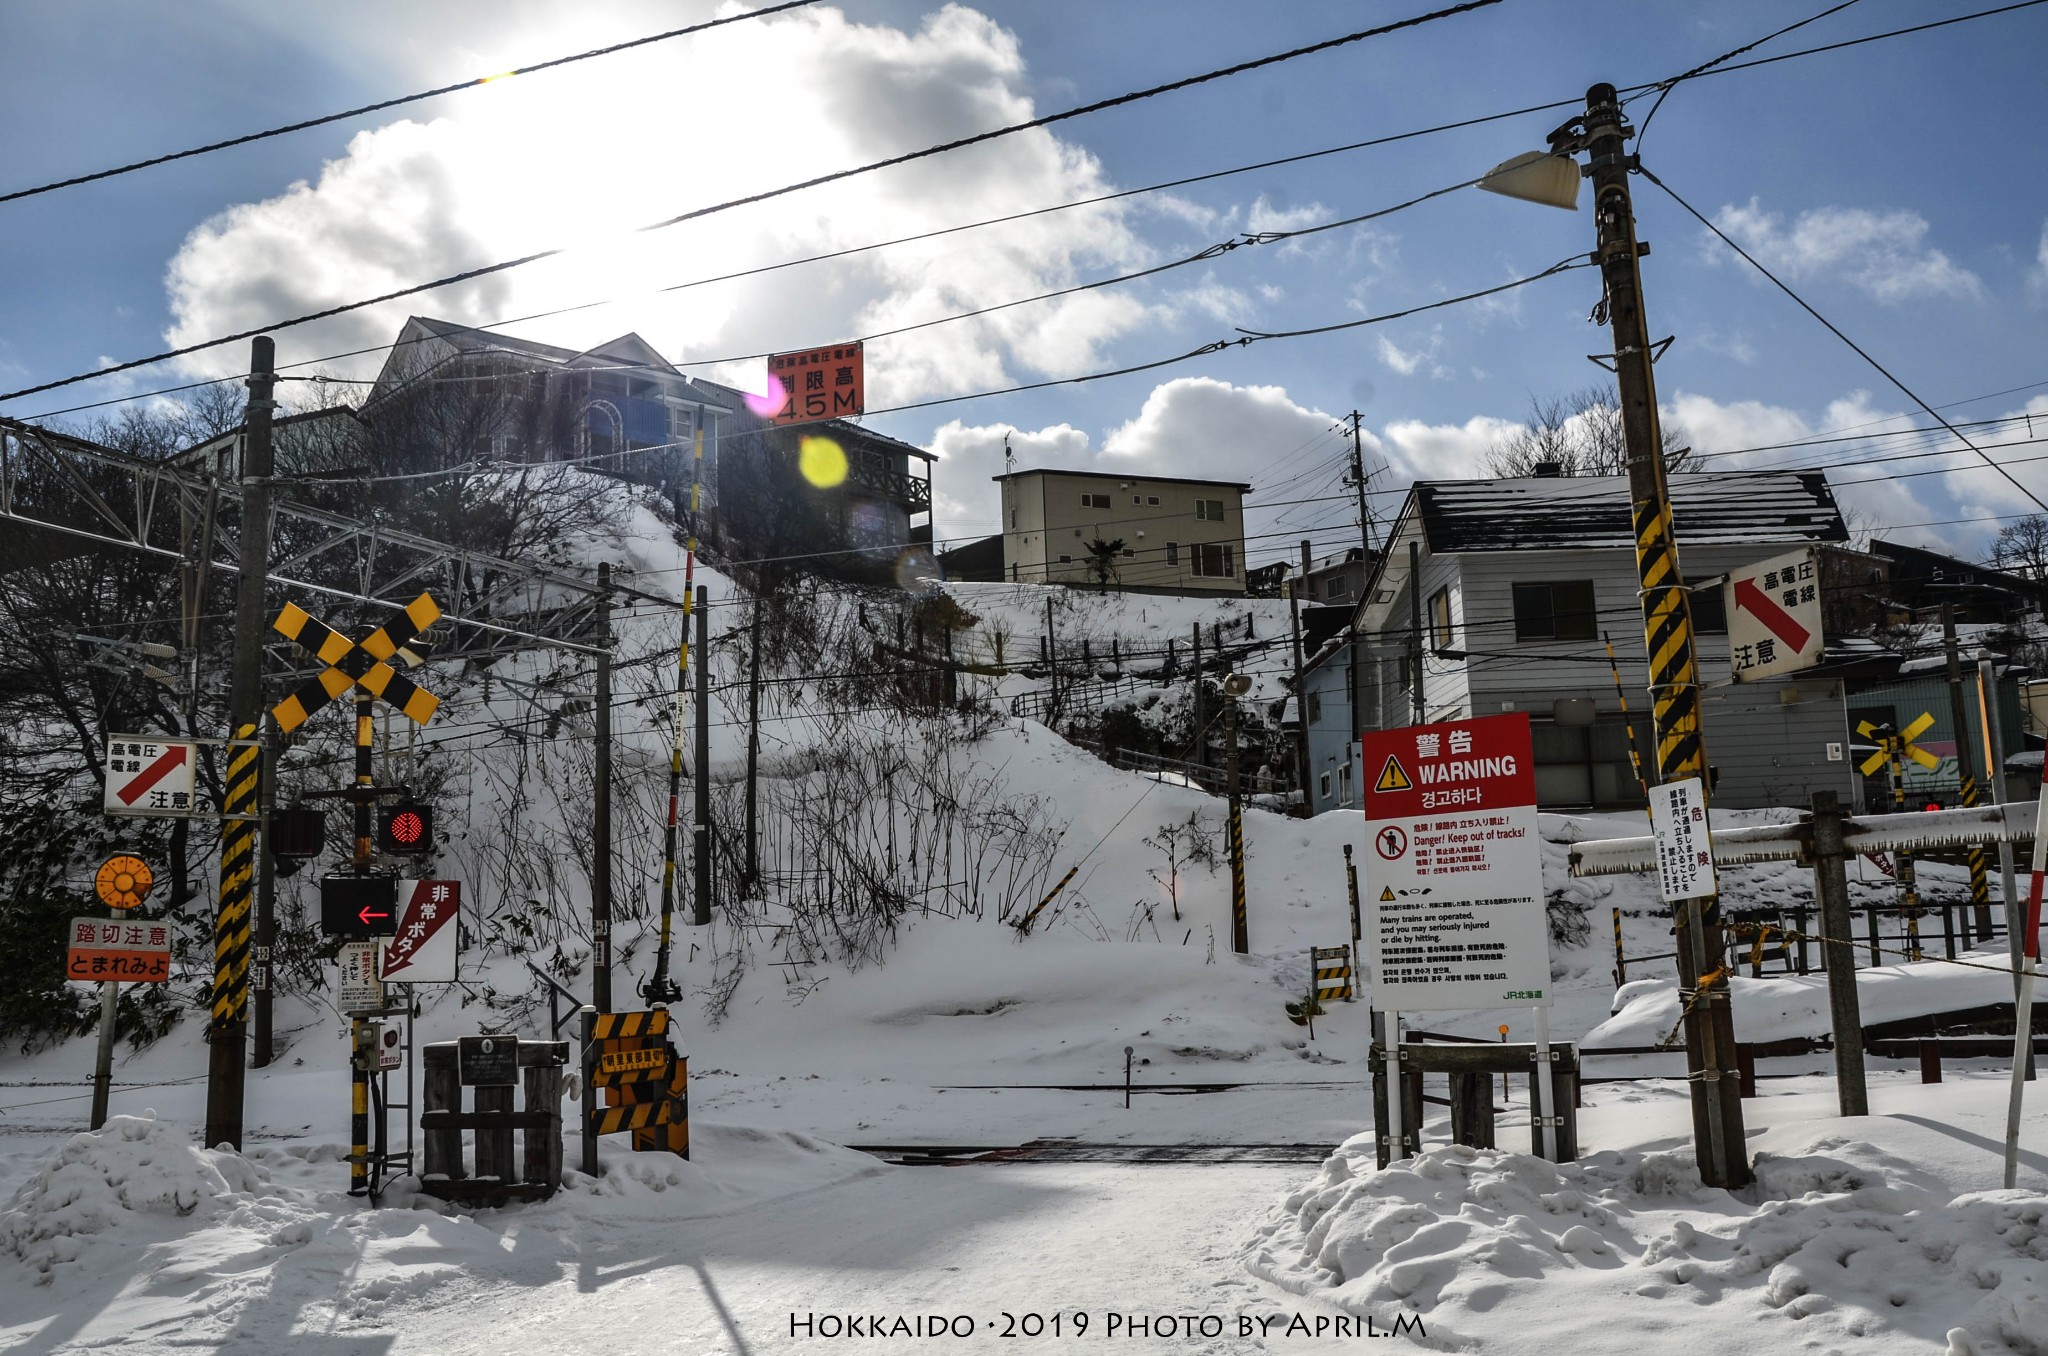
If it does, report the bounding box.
[1247,1136,2048,1354]
[0,1114,269,1282]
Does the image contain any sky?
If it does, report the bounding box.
[3,0,2047,572]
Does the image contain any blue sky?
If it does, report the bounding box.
[3,0,2045,569]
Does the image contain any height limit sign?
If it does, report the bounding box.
[1361,713,1550,1011]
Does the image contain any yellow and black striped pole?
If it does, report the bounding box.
[1612,906,1626,987]
[210,724,260,1120]
[1581,82,1749,1187]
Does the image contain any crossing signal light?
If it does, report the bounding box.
[377,802,434,855]
[1923,799,1944,813]
[268,807,326,877]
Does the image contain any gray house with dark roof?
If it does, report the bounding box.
[1350,470,1860,810]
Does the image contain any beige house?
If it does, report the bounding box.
[995,468,1250,594]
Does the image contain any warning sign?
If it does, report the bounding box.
[766,341,865,427]
[378,879,460,983]
[1724,547,1824,682]
[1361,713,1550,1012]
[66,917,172,982]
[102,736,197,816]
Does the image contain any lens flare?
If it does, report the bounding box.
[894,548,943,595]
[799,436,848,488]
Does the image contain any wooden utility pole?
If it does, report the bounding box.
[1578,82,1748,1185]
[1408,540,1424,725]
[744,589,763,888]
[1290,540,1312,812]
[692,584,711,926]
[205,336,275,1152]
[1189,623,1205,770]
[593,561,614,1012]
[1808,790,1867,1116]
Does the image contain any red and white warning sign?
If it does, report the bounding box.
[67,917,173,982]
[101,736,197,816]
[1361,713,1550,1012]
[378,880,460,983]
[1724,547,1824,682]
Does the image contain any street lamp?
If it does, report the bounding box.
[1476,85,1750,1189]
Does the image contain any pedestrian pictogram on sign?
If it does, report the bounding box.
[102,737,198,816]
[1375,756,1413,793]
[1374,826,1408,861]
[270,594,443,732]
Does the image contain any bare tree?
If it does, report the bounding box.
[1990,515,2048,580]
[1483,384,1690,477]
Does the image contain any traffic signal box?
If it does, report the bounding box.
[377,802,434,856]
[589,1008,687,1157]
[320,874,399,938]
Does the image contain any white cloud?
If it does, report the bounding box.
[2029,221,2048,304]
[1707,199,1983,304]
[1374,329,1450,380]
[160,5,1154,406]
[1378,415,1518,482]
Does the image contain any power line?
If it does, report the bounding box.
[0,2,825,207]
[0,0,1505,405]
[1640,167,2048,517]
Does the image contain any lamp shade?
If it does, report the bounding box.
[1475,151,1580,211]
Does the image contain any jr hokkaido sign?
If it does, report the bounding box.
[1361,712,1551,1011]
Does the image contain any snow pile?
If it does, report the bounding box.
[0,1114,269,1282]
[1246,1135,2048,1354]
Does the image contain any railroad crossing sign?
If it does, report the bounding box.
[1725,547,1825,683]
[270,594,442,732]
[1857,713,1939,778]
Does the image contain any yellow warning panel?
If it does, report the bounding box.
[1378,885,1395,902]
[1375,756,1412,793]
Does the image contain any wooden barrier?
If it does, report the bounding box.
[419,1038,567,1206]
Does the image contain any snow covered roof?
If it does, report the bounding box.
[1415,471,1848,553]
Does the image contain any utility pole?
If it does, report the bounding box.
[1189,623,1205,772]
[1408,540,1424,725]
[692,584,711,927]
[1347,411,1373,751]
[205,336,275,1152]
[1224,673,1250,953]
[1943,605,1995,941]
[1573,82,1749,1186]
[1290,540,1312,813]
[744,588,764,888]
[251,724,277,1067]
[593,561,614,1013]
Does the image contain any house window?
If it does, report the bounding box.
[1147,495,1160,505]
[1688,578,1726,633]
[1166,542,1179,565]
[1512,580,1597,641]
[1010,509,1017,529]
[1121,548,1136,558]
[1195,498,1226,521]
[1133,495,1143,505]
[1319,772,1332,800]
[1532,717,1650,808]
[1191,543,1234,577]
[1339,761,1354,805]
[1429,587,1454,650]
[1058,554,1072,564]
[1082,492,1112,509]
[1306,691,1322,724]
[1325,578,1348,600]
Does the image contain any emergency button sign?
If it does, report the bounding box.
[1361,712,1551,1011]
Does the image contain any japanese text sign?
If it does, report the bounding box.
[1647,777,1717,902]
[1724,547,1824,682]
[378,880,460,983]
[102,736,197,816]
[66,917,172,983]
[1361,713,1551,1011]
[767,342,864,427]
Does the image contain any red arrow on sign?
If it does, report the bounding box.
[358,905,390,925]
[1732,578,1811,653]
[116,743,189,805]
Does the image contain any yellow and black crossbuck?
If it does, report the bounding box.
[271,593,443,733]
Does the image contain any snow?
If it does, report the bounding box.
[9,485,2048,1351]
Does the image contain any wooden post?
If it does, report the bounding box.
[1919,1039,1943,1085]
[474,1084,514,1182]
[1736,1044,1758,1098]
[523,1056,565,1190]
[422,1043,461,1181]
[1448,1071,1495,1149]
[1811,790,1869,1117]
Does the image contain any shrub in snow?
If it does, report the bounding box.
[0,1114,266,1282]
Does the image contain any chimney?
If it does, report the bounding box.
[1532,461,1564,478]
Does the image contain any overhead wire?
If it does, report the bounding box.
[0,1,827,206]
[0,0,1507,404]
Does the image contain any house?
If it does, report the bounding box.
[357,318,934,581]
[1300,546,1374,607]
[994,468,1250,593]
[1350,470,1860,811]
[1866,539,2047,625]
[1299,634,1359,813]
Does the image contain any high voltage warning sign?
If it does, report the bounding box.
[1375,756,1413,793]
[271,594,442,732]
